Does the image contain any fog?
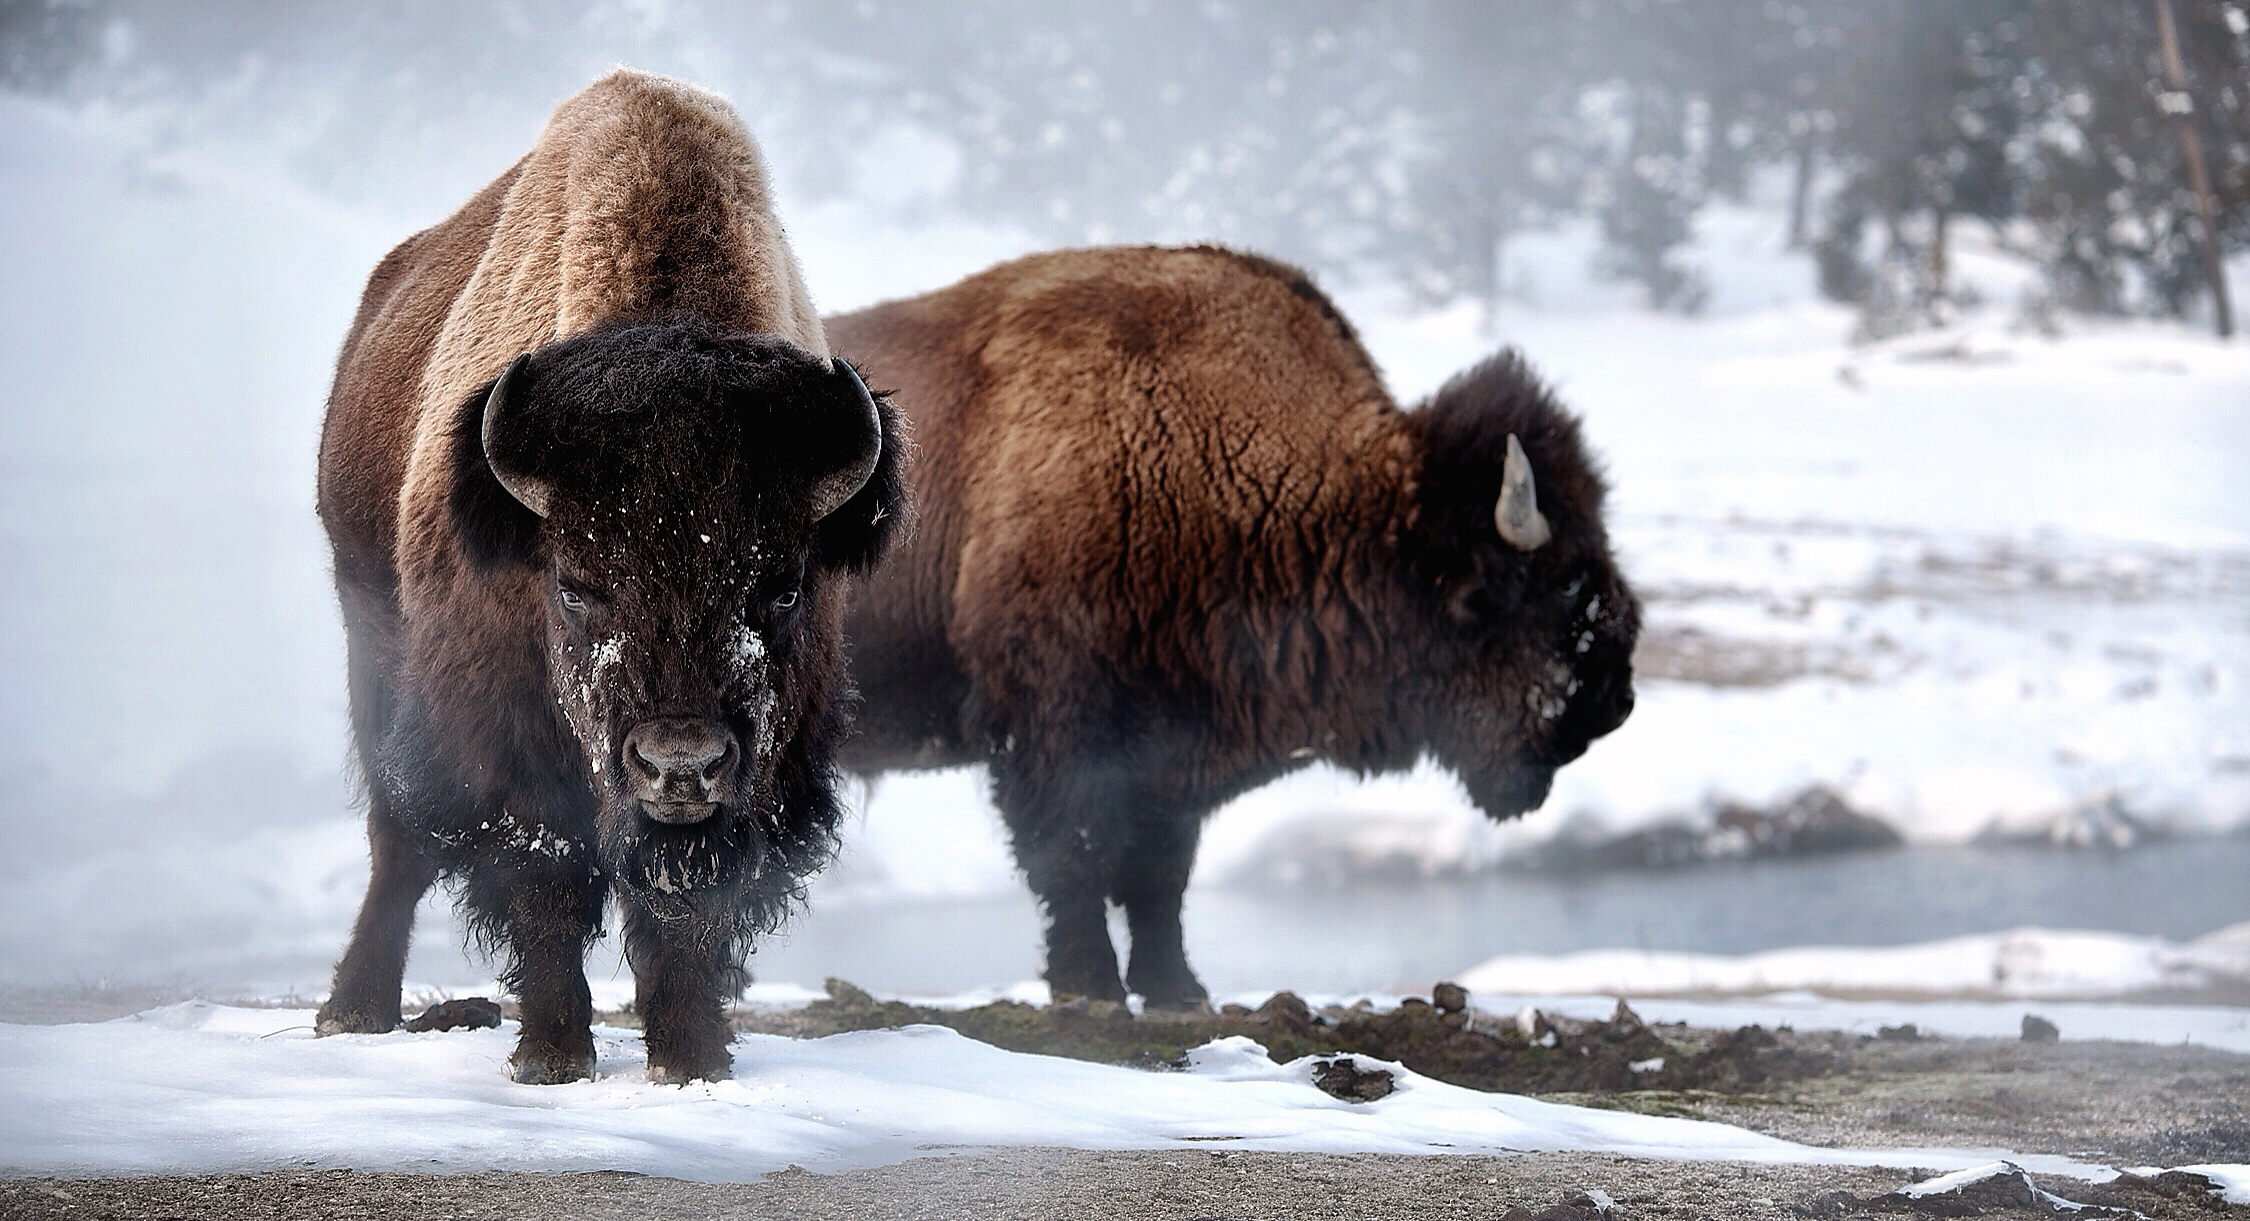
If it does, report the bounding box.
[3,2,2247,1000]
[1,5,1017,816]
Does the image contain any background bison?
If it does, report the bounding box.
[829,245,1637,1008]
[316,70,903,1083]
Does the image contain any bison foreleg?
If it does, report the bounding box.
[1115,813,1210,1011]
[622,899,737,1084]
[316,803,437,1035]
[995,760,1134,1004]
[484,863,603,1085]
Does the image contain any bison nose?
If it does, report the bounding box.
[1586,668,1635,737]
[622,718,738,823]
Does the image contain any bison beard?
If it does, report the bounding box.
[312,72,906,1085]
[829,246,1639,1009]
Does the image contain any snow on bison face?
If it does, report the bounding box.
[451,319,884,894]
[1407,353,1640,821]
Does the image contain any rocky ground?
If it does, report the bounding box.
[739,978,2250,1170]
[3,983,2244,1219]
[1,1149,2239,1220]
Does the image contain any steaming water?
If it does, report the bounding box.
[744,838,2250,997]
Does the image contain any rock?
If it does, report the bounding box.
[1250,991,1313,1033]
[1431,981,1469,1013]
[1516,1004,1551,1042]
[1878,1161,2134,1217]
[1309,1057,1394,1102]
[1607,999,1644,1036]
[2090,1169,2229,1208]
[1496,1192,1610,1220]
[1218,1003,1251,1018]
[2021,1014,2060,1043]
[1878,1023,1922,1041]
[401,997,502,1033]
[1519,785,1901,872]
[1714,786,1903,857]
[823,977,876,1007]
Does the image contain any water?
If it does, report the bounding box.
[744,837,2250,996]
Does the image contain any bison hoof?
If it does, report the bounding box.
[510,1042,596,1085]
[647,1057,734,1086]
[1127,966,1210,1013]
[314,1003,399,1036]
[646,1030,736,1085]
[1046,972,1130,1007]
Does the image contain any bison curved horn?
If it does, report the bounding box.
[1494,433,1552,551]
[807,358,883,521]
[482,353,554,519]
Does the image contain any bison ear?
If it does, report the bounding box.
[814,361,909,573]
[448,366,545,573]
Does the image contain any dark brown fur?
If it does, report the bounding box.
[828,245,1637,1006]
[315,71,903,1084]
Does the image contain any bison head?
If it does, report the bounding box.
[1406,350,1639,821]
[447,319,903,897]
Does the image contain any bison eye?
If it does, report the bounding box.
[558,587,588,614]
[772,589,799,611]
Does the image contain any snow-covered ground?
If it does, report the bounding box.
[1460,923,2250,1005]
[0,1000,2225,1186]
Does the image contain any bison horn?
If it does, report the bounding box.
[807,358,883,520]
[482,353,553,519]
[1494,433,1552,551]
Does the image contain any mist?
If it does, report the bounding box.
[2,1,2246,1000]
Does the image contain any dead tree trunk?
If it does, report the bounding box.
[1788,138,1816,250]
[2156,0,2235,338]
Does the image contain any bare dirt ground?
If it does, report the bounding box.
[3,984,2245,1219]
[0,1148,2238,1220]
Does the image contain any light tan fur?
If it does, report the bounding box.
[392,68,826,602]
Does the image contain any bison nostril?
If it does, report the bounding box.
[621,718,739,803]
[701,739,738,784]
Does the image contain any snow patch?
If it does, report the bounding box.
[0,1006,2176,1182]
[1457,924,2250,1003]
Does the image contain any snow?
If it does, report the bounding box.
[0,1003,2206,1184]
[1458,924,2250,1004]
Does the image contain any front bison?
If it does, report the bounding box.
[828,246,1636,1009]
[315,71,902,1084]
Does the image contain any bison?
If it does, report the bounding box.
[314,70,903,1084]
[828,245,1636,1008]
